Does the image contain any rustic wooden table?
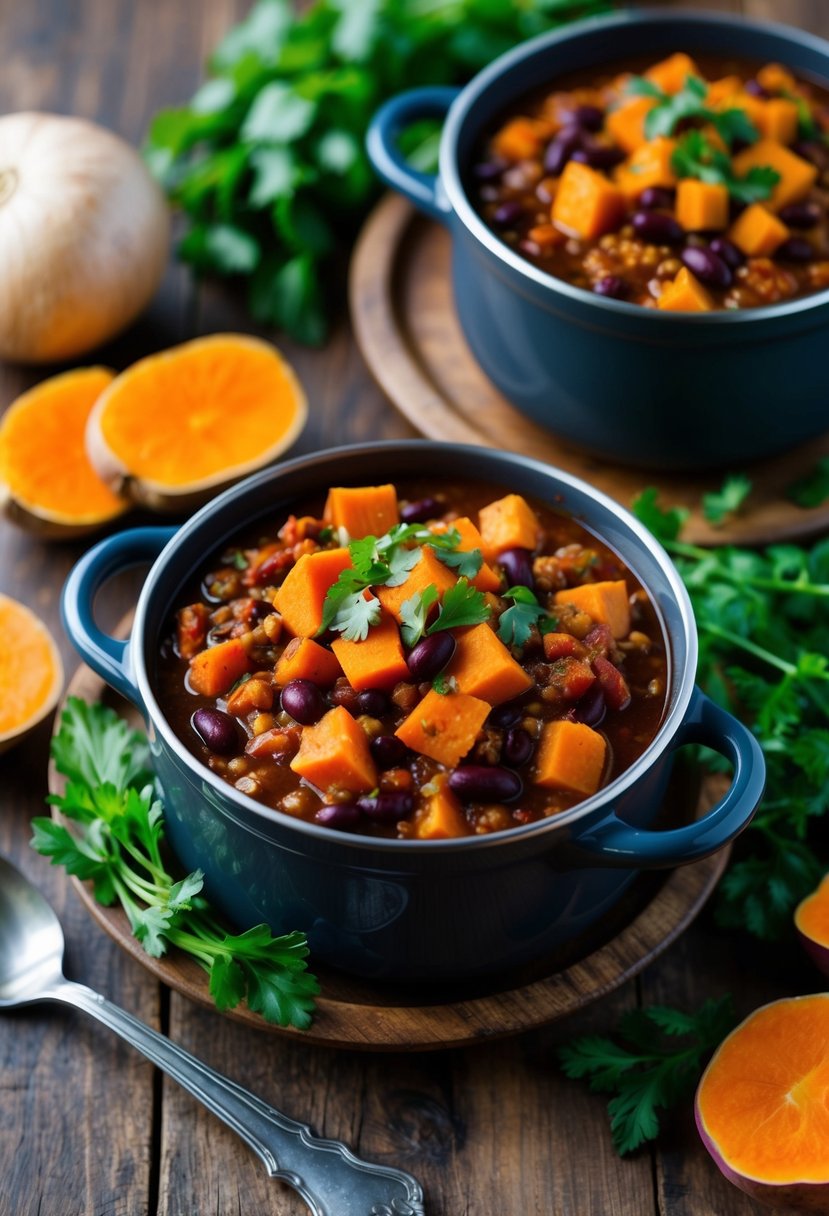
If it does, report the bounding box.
[0,1,825,1213]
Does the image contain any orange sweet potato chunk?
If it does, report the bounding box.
[605,97,655,154]
[535,720,607,796]
[760,98,800,144]
[275,637,342,686]
[431,517,501,593]
[376,545,457,623]
[657,267,715,312]
[331,612,410,692]
[644,52,700,95]
[323,485,399,539]
[552,161,627,241]
[553,580,631,638]
[478,494,540,562]
[273,547,352,638]
[705,76,742,106]
[676,180,730,232]
[447,623,533,706]
[732,139,817,211]
[414,773,469,840]
[728,203,789,256]
[492,116,551,161]
[290,705,377,794]
[395,688,490,768]
[189,638,252,697]
[615,137,678,199]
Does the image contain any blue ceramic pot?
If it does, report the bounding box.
[61,443,764,981]
[367,9,829,471]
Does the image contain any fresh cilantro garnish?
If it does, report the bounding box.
[671,130,780,203]
[317,525,334,543]
[230,549,248,570]
[559,997,736,1155]
[702,474,752,527]
[331,590,382,641]
[432,673,459,695]
[34,698,318,1030]
[787,457,829,509]
[630,487,689,543]
[782,89,820,139]
[626,74,758,147]
[427,578,491,634]
[399,584,439,647]
[497,585,554,649]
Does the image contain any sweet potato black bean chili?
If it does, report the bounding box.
[472,53,829,309]
[157,482,668,840]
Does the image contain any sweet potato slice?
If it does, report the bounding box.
[644,52,700,95]
[615,137,677,200]
[273,547,352,638]
[323,484,399,540]
[657,267,715,312]
[552,161,627,241]
[189,638,252,697]
[732,139,817,211]
[478,494,540,561]
[676,180,730,232]
[414,773,470,840]
[492,117,552,161]
[290,705,377,794]
[275,637,342,687]
[605,97,655,154]
[376,545,457,623]
[395,688,490,768]
[553,580,631,639]
[447,623,533,706]
[331,613,410,692]
[728,203,789,256]
[534,719,607,796]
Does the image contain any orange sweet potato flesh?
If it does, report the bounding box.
[189,638,252,697]
[323,485,399,539]
[728,203,789,257]
[273,547,352,638]
[553,580,631,639]
[376,545,457,623]
[395,688,490,768]
[732,140,817,211]
[492,117,551,161]
[447,623,533,706]
[645,52,700,94]
[290,705,377,794]
[275,637,342,686]
[431,517,502,593]
[605,97,655,154]
[615,138,677,200]
[331,613,410,692]
[534,719,607,796]
[657,267,715,312]
[478,494,540,562]
[676,180,730,232]
[414,773,470,840]
[552,162,626,241]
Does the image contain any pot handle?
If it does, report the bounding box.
[569,687,765,868]
[61,527,177,713]
[366,86,460,225]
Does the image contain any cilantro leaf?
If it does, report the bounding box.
[433,545,484,579]
[702,474,752,527]
[671,130,779,203]
[630,487,688,543]
[385,543,422,587]
[497,585,551,649]
[426,578,491,633]
[787,457,829,509]
[432,673,459,695]
[627,74,758,147]
[330,590,382,641]
[399,584,439,647]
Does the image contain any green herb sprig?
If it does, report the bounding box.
[626,74,757,147]
[787,457,829,509]
[671,130,780,204]
[497,585,556,649]
[398,576,492,647]
[33,698,319,1030]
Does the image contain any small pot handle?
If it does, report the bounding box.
[366,86,460,225]
[570,688,765,868]
[61,527,177,713]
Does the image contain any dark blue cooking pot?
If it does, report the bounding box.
[367,9,829,471]
[61,443,764,981]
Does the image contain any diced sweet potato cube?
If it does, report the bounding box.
[534,719,607,796]
[189,637,252,698]
[705,76,743,106]
[290,705,378,794]
[553,580,631,639]
[225,677,274,717]
[728,203,790,256]
[414,774,469,840]
[395,689,490,768]
[605,97,655,154]
[732,139,817,210]
[552,161,626,240]
[657,267,715,312]
[273,547,352,638]
[676,179,730,232]
[331,612,410,692]
[615,137,677,199]
[275,637,342,687]
[447,623,534,706]
[478,494,540,561]
[757,63,797,95]
[492,116,551,161]
[376,545,457,623]
[323,485,399,540]
[431,517,502,593]
[760,98,800,144]
[644,52,700,95]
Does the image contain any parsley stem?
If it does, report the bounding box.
[699,622,795,675]
[667,541,829,597]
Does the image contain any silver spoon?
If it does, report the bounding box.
[0,854,425,1216]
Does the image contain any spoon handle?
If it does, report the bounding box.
[47,978,425,1216]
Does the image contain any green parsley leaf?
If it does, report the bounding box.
[627,73,758,148]
[433,545,484,579]
[671,130,779,203]
[426,578,491,634]
[783,89,820,139]
[317,525,334,543]
[432,673,459,695]
[330,590,382,641]
[385,543,422,587]
[787,457,829,509]
[497,585,551,649]
[630,487,689,543]
[400,584,439,648]
[702,474,752,527]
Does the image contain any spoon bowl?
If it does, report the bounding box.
[0,857,64,1007]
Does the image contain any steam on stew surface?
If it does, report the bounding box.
[472,53,829,310]
[156,481,668,839]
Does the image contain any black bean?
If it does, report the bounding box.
[315,803,363,830]
[681,246,732,289]
[638,186,676,211]
[709,236,745,269]
[449,765,523,803]
[400,496,442,524]
[502,728,534,767]
[593,274,628,300]
[356,688,389,716]
[777,237,816,263]
[492,201,524,227]
[407,632,456,681]
[543,125,582,176]
[778,201,822,229]
[281,679,325,725]
[356,791,414,822]
[632,210,683,245]
[573,684,606,728]
[370,734,408,769]
[572,145,625,171]
[191,708,239,755]
[497,547,535,590]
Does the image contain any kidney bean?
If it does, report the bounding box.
[502,728,534,767]
[593,274,628,300]
[281,679,326,725]
[778,201,822,229]
[407,632,456,680]
[571,104,605,132]
[777,237,815,263]
[472,160,506,181]
[593,655,631,712]
[709,236,745,269]
[572,684,606,728]
[487,699,524,729]
[497,547,535,590]
[638,186,676,211]
[315,803,363,830]
[681,246,733,289]
[492,201,524,227]
[572,145,625,171]
[370,734,408,769]
[356,791,414,822]
[632,211,683,245]
[191,708,239,755]
[356,688,389,717]
[400,496,442,523]
[543,126,582,176]
[449,765,523,802]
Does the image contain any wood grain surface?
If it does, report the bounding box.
[0,1,825,1215]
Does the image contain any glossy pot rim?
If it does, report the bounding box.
[132,440,698,854]
[438,6,829,328]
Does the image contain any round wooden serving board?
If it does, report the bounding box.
[350,193,829,548]
[50,659,729,1052]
